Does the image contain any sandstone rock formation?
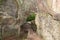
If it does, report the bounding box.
[0,0,37,40]
[35,0,60,40]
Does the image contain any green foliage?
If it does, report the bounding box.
[0,0,4,5]
[0,0,3,5]
[26,12,36,21]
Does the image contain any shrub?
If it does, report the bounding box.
[26,12,36,21]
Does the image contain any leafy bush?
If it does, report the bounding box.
[26,12,36,21]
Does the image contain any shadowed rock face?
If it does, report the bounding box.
[0,0,18,18]
[0,0,38,40]
[20,23,31,40]
[0,0,18,39]
[20,22,41,40]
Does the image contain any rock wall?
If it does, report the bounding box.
[0,0,37,40]
[35,0,60,40]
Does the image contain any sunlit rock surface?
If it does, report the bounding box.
[35,12,60,40]
[35,0,60,40]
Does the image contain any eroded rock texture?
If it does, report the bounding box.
[35,12,60,40]
[35,0,60,40]
[0,0,37,40]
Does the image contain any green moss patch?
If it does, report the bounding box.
[26,12,36,21]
